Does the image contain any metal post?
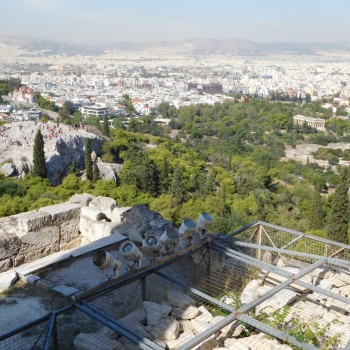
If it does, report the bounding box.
[76,302,162,350]
[141,276,146,302]
[213,244,350,306]
[256,224,263,260]
[206,242,211,277]
[43,312,57,350]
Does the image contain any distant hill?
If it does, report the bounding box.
[0,36,103,56]
[1,36,350,56]
[107,38,350,55]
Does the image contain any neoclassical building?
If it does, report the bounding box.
[293,114,325,131]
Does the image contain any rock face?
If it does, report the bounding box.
[122,205,163,228]
[46,135,104,185]
[96,159,122,181]
[0,121,106,185]
[0,162,16,177]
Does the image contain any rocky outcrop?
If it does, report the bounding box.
[0,163,16,177]
[0,121,105,185]
[46,135,103,185]
[96,159,122,181]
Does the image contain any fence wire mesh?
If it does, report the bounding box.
[0,318,50,350]
[2,221,350,349]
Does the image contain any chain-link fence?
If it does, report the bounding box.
[1,222,350,349]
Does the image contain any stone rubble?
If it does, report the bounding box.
[73,261,350,349]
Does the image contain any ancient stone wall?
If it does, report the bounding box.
[0,202,82,272]
[0,194,134,273]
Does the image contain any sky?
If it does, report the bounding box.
[0,0,349,45]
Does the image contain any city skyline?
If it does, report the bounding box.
[0,0,349,45]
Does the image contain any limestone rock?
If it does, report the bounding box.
[172,305,199,320]
[0,163,15,177]
[122,205,163,228]
[149,318,180,340]
[127,225,145,244]
[190,319,211,335]
[52,284,80,297]
[167,290,196,309]
[69,193,95,206]
[39,203,81,224]
[150,218,172,231]
[196,306,214,323]
[111,207,132,224]
[89,196,117,219]
[21,274,41,284]
[165,332,193,349]
[97,161,122,181]
[81,206,107,221]
[20,226,60,246]
[0,233,20,260]
[79,216,120,242]
[0,258,12,272]
[0,270,18,292]
[224,338,247,349]
[143,301,172,326]
[219,320,242,337]
[339,271,350,284]
[60,218,80,243]
[179,320,195,334]
[196,338,219,350]
[119,308,147,325]
[97,326,120,340]
[117,337,140,350]
[15,211,52,233]
[256,288,297,314]
[46,135,104,185]
[74,332,122,350]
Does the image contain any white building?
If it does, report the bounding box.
[293,115,326,131]
[81,105,108,118]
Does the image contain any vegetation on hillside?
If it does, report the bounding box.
[0,98,349,243]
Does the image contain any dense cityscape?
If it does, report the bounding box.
[1,39,350,120]
[1,1,350,349]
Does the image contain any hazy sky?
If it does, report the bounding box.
[0,0,349,45]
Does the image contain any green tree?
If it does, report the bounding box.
[102,115,110,137]
[93,159,100,183]
[159,156,172,193]
[158,101,170,117]
[85,138,93,181]
[309,190,324,230]
[32,129,47,178]
[327,168,349,243]
[170,166,187,205]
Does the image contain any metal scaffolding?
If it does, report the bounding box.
[1,222,350,350]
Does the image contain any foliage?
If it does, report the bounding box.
[327,167,349,243]
[1,99,350,246]
[102,115,110,137]
[93,159,100,183]
[256,306,339,350]
[32,129,47,178]
[37,95,58,112]
[0,78,21,96]
[84,138,93,181]
[309,190,325,230]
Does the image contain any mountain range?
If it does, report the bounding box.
[1,36,350,56]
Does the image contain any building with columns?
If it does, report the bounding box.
[293,114,326,131]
